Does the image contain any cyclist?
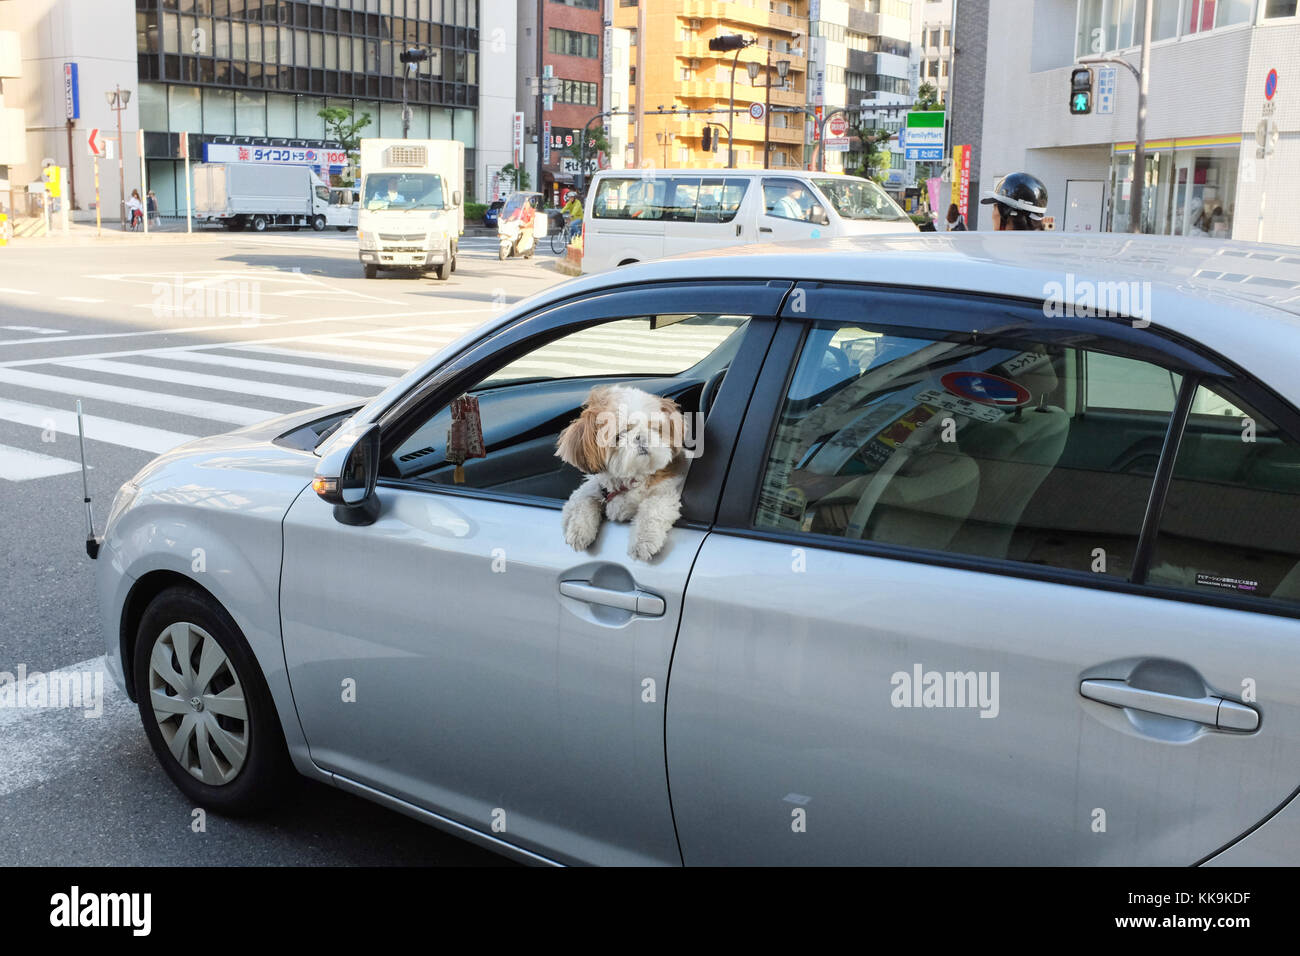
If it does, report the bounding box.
[979,172,1048,231]
[561,190,584,243]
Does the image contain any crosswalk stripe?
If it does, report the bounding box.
[230,344,415,371]
[0,398,195,455]
[0,367,276,426]
[156,350,398,387]
[297,336,440,357]
[0,288,38,297]
[0,444,81,481]
[56,358,369,406]
[2,325,66,334]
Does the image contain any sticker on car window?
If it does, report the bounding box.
[1195,572,1260,594]
[914,388,1004,423]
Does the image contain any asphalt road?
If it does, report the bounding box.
[0,227,567,865]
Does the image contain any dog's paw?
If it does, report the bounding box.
[628,528,667,562]
[562,511,600,551]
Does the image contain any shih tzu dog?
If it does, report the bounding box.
[556,385,687,561]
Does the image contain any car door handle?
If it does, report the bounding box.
[759,226,773,233]
[735,223,742,236]
[559,580,665,617]
[1079,679,1259,731]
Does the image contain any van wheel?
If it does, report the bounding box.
[435,260,451,280]
[133,586,295,814]
[311,215,326,231]
[363,263,378,279]
[450,244,457,272]
[251,216,267,232]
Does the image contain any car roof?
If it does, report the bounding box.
[534,233,1300,405]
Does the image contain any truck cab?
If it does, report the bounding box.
[356,139,465,280]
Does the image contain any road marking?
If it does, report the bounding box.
[0,307,496,350]
[0,397,195,454]
[0,443,82,480]
[0,288,38,296]
[157,350,398,387]
[56,358,369,406]
[231,344,415,370]
[57,297,106,304]
[0,367,276,425]
[1,325,67,334]
[0,656,133,798]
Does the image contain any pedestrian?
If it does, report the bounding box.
[979,172,1049,231]
[147,189,159,228]
[946,203,967,231]
[126,189,143,230]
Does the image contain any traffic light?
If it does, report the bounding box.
[1069,67,1093,115]
[708,34,749,51]
[399,48,429,66]
[701,126,712,151]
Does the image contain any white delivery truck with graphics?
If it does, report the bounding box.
[193,162,342,232]
[356,138,464,280]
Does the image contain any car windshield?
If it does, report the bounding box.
[811,177,908,222]
[363,173,446,211]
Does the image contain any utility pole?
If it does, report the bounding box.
[105,85,131,229]
[536,0,545,194]
[64,119,77,212]
[398,48,430,139]
[763,49,772,169]
[709,34,755,169]
[1077,0,1152,234]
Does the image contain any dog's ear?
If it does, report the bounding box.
[656,395,686,452]
[556,387,611,473]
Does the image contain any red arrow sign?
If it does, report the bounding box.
[87,127,104,157]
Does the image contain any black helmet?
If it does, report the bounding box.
[980,172,1048,220]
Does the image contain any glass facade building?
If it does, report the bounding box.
[134,0,480,215]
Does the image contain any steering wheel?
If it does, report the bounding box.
[699,369,728,421]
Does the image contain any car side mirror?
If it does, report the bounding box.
[313,422,381,525]
[810,204,830,226]
[452,190,462,206]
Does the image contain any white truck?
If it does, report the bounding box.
[356,138,464,280]
[193,163,347,232]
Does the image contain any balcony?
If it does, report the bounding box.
[678,0,807,36]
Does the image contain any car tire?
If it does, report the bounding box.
[363,263,378,279]
[133,586,295,815]
[450,244,457,273]
[251,216,267,232]
[435,259,451,280]
[311,215,326,231]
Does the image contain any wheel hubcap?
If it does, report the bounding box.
[148,621,249,786]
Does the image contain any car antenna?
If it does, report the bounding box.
[76,400,100,559]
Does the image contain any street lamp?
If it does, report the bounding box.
[655,131,676,168]
[105,86,131,229]
[398,48,430,139]
[749,54,790,170]
[709,33,755,168]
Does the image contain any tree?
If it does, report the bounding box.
[845,120,895,185]
[915,82,943,111]
[318,107,373,153]
[500,161,530,191]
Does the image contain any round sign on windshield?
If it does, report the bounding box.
[940,371,1032,407]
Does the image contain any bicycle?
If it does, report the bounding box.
[551,214,580,255]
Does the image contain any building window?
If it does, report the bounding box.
[929,29,940,47]
[1265,0,1299,15]
[551,0,600,9]
[558,79,599,105]
[549,27,599,58]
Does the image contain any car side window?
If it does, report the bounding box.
[383,314,751,501]
[753,322,1179,578]
[1147,383,1300,605]
[696,178,750,223]
[762,178,815,222]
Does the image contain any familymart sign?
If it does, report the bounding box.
[904,111,945,161]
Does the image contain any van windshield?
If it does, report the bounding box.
[811,177,908,222]
[363,173,445,211]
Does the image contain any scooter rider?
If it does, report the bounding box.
[979,172,1048,231]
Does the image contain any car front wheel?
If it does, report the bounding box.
[133,586,294,814]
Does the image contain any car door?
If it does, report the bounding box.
[758,176,824,242]
[666,282,1300,865]
[280,280,787,866]
[664,175,754,256]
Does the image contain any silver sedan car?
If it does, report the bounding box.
[94,234,1300,865]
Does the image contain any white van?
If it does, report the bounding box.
[580,169,918,273]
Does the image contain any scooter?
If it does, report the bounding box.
[497,191,546,260]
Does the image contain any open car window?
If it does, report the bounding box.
[383,314,750,501]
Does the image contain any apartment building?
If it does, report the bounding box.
[974,0,1299,242]
[614,0,810,171]
[911,0,952,103]
[0,22,23,210]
